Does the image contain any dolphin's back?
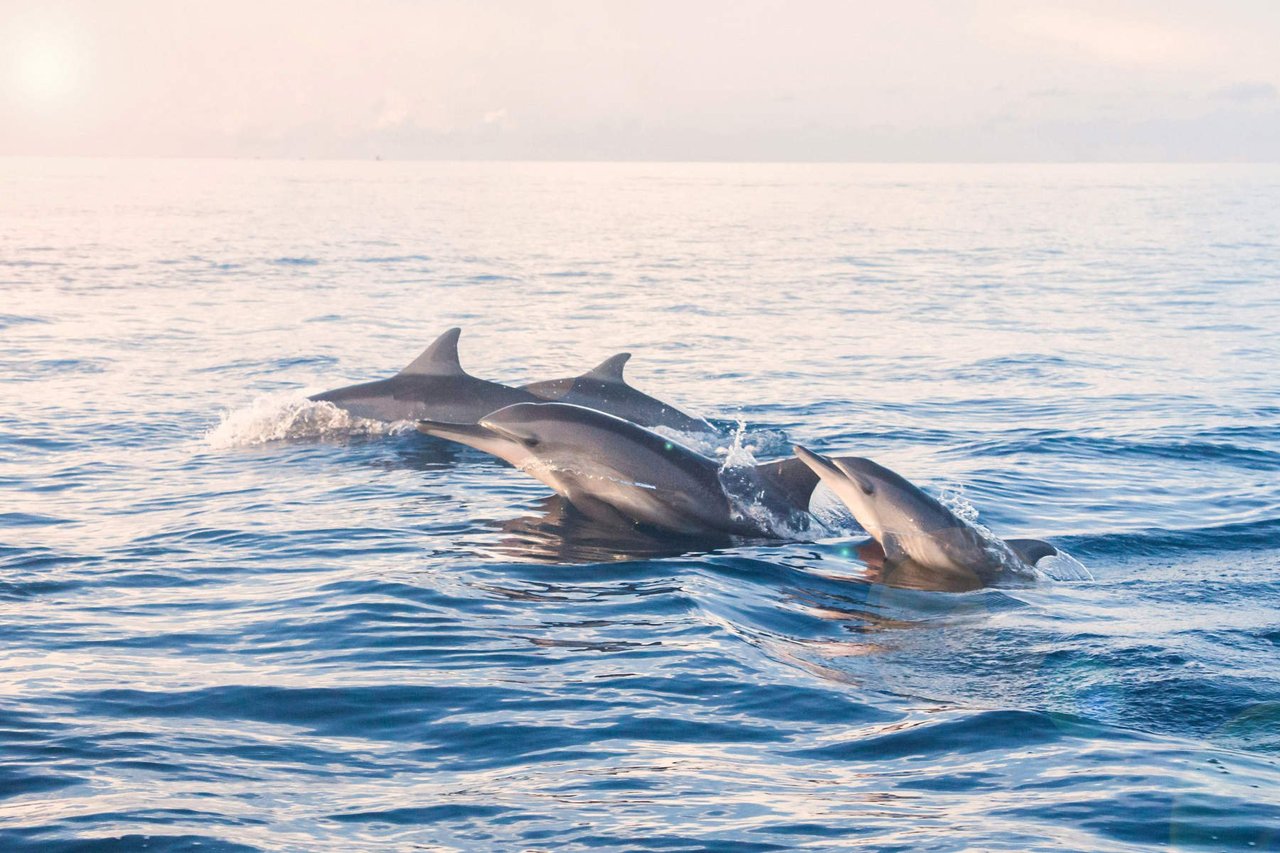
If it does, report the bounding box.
[310,328,538,422]
[312,373,537,423]
[522,354,714,435]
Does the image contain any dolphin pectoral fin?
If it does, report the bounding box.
[399,328,465,377]
[879,534,910,565]
[1005,538,1059,566]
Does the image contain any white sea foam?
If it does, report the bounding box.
[206,394,410,449]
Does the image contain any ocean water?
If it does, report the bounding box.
[2,158,1279,851]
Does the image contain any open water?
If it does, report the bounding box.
[2,158,1279,851]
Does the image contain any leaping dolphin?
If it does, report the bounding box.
[418,402,820,539]
[793,446,1058,588]
[521,353,718,436]
[309,328,539,423]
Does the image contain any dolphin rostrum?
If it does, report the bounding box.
[521,353,717,436]
[793,446,1057,588]
[418,402,820,538]
[309,328,539,423]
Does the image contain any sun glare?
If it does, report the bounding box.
[14,37,78,107]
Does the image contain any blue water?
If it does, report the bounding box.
[2,159,1280,851]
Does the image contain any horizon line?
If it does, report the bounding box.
[4,154,1280,166]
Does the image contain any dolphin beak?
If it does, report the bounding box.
[793,445,843,482]
[416,419,495,446]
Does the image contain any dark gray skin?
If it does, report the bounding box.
[521,353,718,436]
[794,445,1057,588]
[419,402,820,539]
[309,328,539,423]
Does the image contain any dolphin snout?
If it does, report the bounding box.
[417,419,491,443]
[793,445,841,479]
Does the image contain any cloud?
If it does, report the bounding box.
[375,92,411,129]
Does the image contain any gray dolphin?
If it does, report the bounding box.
[309,328,539,423]
[520,353,717,436]
[418,402,819,538]
[793,446,1057,587]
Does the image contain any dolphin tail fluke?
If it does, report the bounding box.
[399,328,465,376]
[1005,538,1059,566]
[753,457,821,511]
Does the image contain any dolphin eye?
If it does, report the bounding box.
[859,481,874,496]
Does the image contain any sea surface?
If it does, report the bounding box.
[2,158,1279,851]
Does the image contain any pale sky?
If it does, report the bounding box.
[2,0,1278,160]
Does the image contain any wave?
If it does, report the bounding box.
[1059,516,1280,558]
[0,313,49,329]
[958,431,1280,471]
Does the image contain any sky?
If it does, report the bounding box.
[2,0,1278,161]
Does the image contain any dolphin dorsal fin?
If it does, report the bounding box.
[584,353,630,383]
[398,327,465,376]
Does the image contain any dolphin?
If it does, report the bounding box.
[418,402,820,539]
[793,446,1057,588]
[520,353,717,436]
[309,328,539,423]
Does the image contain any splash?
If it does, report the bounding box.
[652,421,791,460]
[716,420,816,539]
[206,394,408,449]
[938,483,1087,581]
[1035,551,1093,582]
[938,484,981,527]
[652,424,723,457]
[937,483,1011,563]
